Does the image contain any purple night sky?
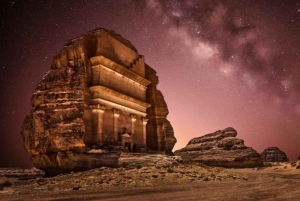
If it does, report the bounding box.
[1,0,300,167]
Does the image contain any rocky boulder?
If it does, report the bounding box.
[261,147,289,162]
[174,127,262,168]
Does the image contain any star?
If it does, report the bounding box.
[1,0,300,168]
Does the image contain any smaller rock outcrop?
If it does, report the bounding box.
[174,127,262,168]
[261,147,289,162]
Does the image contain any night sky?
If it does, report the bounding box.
[1,0,300,168]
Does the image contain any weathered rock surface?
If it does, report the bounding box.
[118,153,182,168]
[261,147,289,162]
[145,66,177,154]
[174,127,262,168]
[21,28,176,175]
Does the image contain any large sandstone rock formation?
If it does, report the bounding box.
[145,66,177,154]
[21,28,176,175]
[174,127,262,168]
[261,147,289,162]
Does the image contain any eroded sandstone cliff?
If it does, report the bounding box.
[145,65,177,154]
[21,28,176,175]
[174,127,262,168]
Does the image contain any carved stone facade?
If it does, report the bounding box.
[84,54,151,151]
[21,28,176,174]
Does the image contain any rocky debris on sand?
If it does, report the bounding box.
[174,127,262,168]
[261,147,289,162]
[0,168,44,177]
[118,153,182,169]
[256,161,300,170]
[5,163,247,196]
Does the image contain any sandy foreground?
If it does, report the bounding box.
[0,161,300,201]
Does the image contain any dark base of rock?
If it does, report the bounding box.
[165,150,175,156]
[32,149,121,176]
[32,151,179,176]
[178,150,262,168]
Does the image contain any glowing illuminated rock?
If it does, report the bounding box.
[21,28,176,175]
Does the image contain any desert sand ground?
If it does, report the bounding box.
[1,161,299,201]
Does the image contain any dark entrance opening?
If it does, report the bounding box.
[125,142,131,152]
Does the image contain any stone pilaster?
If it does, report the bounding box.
[142,118,148,147]
[90,104,106,144]
[113,109,120,141]
[130,114,136,136]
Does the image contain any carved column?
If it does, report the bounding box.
[142,118,148,148]
[113,109,120,142]
[130,114,137,136]
[130,114,137,151]
[90,104,106,144]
